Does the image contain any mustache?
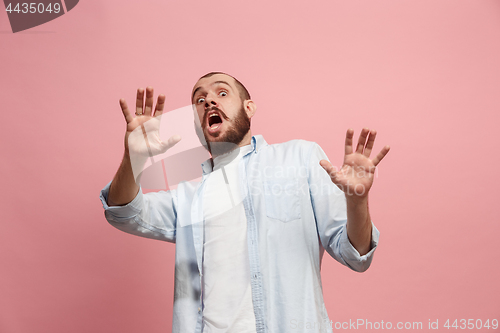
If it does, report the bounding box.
[203,106,229,124]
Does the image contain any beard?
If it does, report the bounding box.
[199,104,251,157]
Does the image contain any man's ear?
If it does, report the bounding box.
[243,100,257,119]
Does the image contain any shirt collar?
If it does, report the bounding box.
[201,135,268,175]
[251,134,268,153]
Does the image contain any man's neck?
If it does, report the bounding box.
[209,130,253,159]
[237,130,253,148]
[209,131,253,169]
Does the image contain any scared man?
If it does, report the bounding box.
[100,72,390,333]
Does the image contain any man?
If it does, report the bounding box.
[100,72,390,333]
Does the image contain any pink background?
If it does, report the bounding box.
[1,0,499,332]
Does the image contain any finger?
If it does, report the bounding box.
[119,98,134,124]
[154,94,166,117]
[363,129,377,157]
[144,86,154,116]
[159,135,182,153]
[356,128,370,154]
[345,128,354,155]
[136,88,144,115]
[372,145,390,166]
[319,159,338,180]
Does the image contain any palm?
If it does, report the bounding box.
[337,152,376,193]
[320,128,390,197]
[126,115,164,158]
[120,87,181,159]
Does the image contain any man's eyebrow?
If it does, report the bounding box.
[192,80,232,100]
[192,87,203,100]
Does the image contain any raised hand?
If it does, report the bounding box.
[120,86,181,159]
[320,128,390,197]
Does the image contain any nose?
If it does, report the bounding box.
[204,93,218,109]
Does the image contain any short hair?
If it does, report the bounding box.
[196,72,251,101]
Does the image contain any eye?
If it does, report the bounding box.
[196,97,205,104]
[219,91,227,97]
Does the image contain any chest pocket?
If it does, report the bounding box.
[264,179,301,222]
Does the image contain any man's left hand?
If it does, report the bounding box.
[320,128,390,198]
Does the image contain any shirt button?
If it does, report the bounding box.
[253,274,257,279]
[198,307,201,313]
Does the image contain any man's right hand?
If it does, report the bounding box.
[108,87,181,206]
[120,86,181,158]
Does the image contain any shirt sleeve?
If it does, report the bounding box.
[99,181,177,243]
[307,142,380,272]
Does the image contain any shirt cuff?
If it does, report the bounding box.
[339,222,380,265]
[99,181,144,221]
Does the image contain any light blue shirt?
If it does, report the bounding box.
[99,135,380,333]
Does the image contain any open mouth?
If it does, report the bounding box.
[207,111,223,132]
